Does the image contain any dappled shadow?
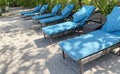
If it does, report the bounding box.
[84,53,120,74]
[46,50,80,74]
[0,52,14,74]
[12,46,52,74]
[0,45,16,54]
[46,51,120,74]
[0,46,52,74]
[0,16,37,38]
[34,31,80,48]
[0,7,53,74]
[0,7,120,74]
[19,43,34,50]
[59,30,120,61]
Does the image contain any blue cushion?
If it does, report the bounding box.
[85,6,96,19]
[20,5,41,15]
[39,15,64,24]
[39,4,48,14]
[38,4,74,24]
[42,21,77,35]
[59,30,120,61]
[32,14,53,20]
[102,15,120,32]
[23,12,40,17]
[73,6,87,23]
[102,6,120,32]
[110,31,120,36]
[73,5,95,26]
[110,6,120,16]
[21,11,35,15]
[23,4,48,17]
[32,4,61,20]
[33,5,41,12]
[51,4,61,15]
[61,4,74,17]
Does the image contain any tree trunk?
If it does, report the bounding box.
[78,0,82,6]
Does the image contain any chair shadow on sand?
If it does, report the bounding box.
[46,51,120,74]
[34,31,81,48]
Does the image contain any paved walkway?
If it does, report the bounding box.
[0,7,120,74]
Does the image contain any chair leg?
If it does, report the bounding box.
[33,19,35,23]
[80,60,83,74]
[77,28,80,36]
[39,24,42,31]
[77,28,80,32]
[0,26,4,34]
[48,36,53,45]
[34,20,37,24]
[62,50,65,59]
[43,33,46,39]
[119,49,120,56]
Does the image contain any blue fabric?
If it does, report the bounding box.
[73,6,87,23]
[111,31,120,36]
[32,4,61,20]
[102,15,120,32]
[33,5,42,12]
[51,4,61,15]
[21,11,35,15]
[73,5,95,23]
[42,22,77,35]
[32,14,53,20]
[20,5,41,15]
[39,4,74,24]
[110,6,120,16]
[39,15,64,24]
[102,6,120,33]
[41,5,95,36]
[23,12,40,17]
[59,6,120,61]
[23,4,48,17]
[59,30,120,61]
[39,4,48,14]
[61,4,74,18]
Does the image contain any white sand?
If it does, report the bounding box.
[0,7,120,74]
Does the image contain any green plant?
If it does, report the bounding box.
[0,0,119,15]
[0,12,1,16]
[91,0,119,15]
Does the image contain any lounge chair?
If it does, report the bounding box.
[32,4,61,23]
[42,5,96,44]
[22,4,48,17]
[20,5,41,16]
[59,6,120,74]
[38,4,74,25]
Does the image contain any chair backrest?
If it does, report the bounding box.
[61,4,74,18]
[51,4,61,15]
[102,6,120,33]
[73,5,96,26]
[33,5,42,12]
[40,4,48,14]
[110,6,120,16]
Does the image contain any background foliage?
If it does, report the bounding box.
[0,0,120,15]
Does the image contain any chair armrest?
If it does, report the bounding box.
[57,12,61,15]
[77,21,85,27]
[35,12,41,16]
[65,17,73,22]
[65,19,71,21]
[87,18,102,24]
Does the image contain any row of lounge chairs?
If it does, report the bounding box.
[20,4,120,74]
[21,4,48,17]
[59,6,120,74]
